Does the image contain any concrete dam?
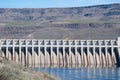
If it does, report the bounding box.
[0,38,120,67]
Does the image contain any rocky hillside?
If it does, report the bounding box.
[0,3,120,39]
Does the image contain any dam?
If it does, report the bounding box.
[0,38,120,67]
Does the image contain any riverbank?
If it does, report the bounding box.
[0,55,58,80]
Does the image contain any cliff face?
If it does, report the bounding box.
[0,3,120,39]
[0,3,120,22]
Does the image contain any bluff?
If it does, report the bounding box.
[0,3,120,39]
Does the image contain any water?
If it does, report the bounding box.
[34,67,120,80]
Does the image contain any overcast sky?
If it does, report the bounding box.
[0,0,120,8]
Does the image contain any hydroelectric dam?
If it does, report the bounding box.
[0,38,120,67]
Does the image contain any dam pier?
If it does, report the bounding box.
[0,38,120,67]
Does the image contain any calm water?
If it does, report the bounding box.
[34,66,120,80]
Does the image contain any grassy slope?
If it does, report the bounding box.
[51,19,120,24]
[0,19,120,40]
[3,18,120,27]
[0,55,58,80]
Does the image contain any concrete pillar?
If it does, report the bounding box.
[25,40,28,67]
[94,47,97,66]
[69,40,71,65]
[84,47,88,66]
[15,51,18,63]
[19,40,22,64]
[7,42,11,60]
[6,40,9,59]
[64,42,68,67]
[50,42,53,65]
[87,40,90,65]
[108,47,112,65]
[101,50,104,66]
[109,47,112,65]
[81,40,88,66]
[40,46,44,66]
[115,37,120,66]
[0,40,4,57]
[0,40,1,57]
[95,47,100,65]
[34,51,38,67]
[99,46,102,65]
[32,40,39,67]
[95,41,100,65]
[21,51,25,66]
[93,41,100,65]
[106,47,112,65]
[117,46,120,66]
[27,51,31,67]
[117,37,120,66]
[81,42,84,65]
[5,46,10,60]
[50,40,57,66]
[56,40,59,66]
[44,40,46,65]
[57,40,63,67]
[14,41,18,64]
[102,47,106,65]
[22,41,25,66]
[89,47,94,65]
[12,40,14,61]
[87,47,92,65]
[65,41,69,67]
[58,48,63,67]
[75,40,81,65]
[52,42,57,67]
[117,37,120,56]
[34,41,39,67]
[109,41,113,65]
[75,40,77,65]
[111,47,115,65]
[38,40,40,67]
[99,41,102,65]
[63,40,66,67]
[60,49,63,67]
[32,40,34,67]
[105,41,108,65]
[44,40,50,66]
[20,40,25,66]
[89,41,94,66]
[14,47,18,64]
[71,41,75,65]
[93,41,96,65]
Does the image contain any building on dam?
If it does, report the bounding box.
[0,37,120,67]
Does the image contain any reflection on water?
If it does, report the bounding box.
[34,66,120,80]
[34,64,115,68]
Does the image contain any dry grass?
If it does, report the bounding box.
[0,54,58,80]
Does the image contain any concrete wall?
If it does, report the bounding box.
[0,38,119,67]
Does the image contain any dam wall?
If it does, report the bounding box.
[0,38,120,67]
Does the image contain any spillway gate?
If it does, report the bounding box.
[0,38,120,67]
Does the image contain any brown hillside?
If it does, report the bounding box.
[0,3,120,39]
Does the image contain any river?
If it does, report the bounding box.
[34,65,120,80]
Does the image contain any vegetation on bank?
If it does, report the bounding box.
[3,18,120,28]
[0,54,58,80]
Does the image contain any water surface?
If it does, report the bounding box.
[34,66,120,80]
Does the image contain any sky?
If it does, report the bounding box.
[0,0,120,8]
